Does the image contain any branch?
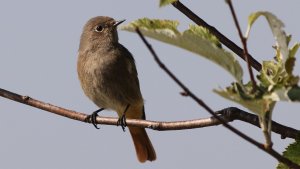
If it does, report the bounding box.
[1,88,299,168]
[171,1,262,72]
[0,88,298,138]
[226,0,257,90]
[135,28,300,169]
[218,107,300,139]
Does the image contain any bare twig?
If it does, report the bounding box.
[171,1,262,71]
[1,88,299,168]
[0,88,299,137]
[226,0,257,90]
[218,107,300,139]
[135,28,300,169]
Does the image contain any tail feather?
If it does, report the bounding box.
[129,127,156,162]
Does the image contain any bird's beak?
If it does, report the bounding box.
[114,19,126,27]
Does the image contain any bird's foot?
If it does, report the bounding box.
[117,114,127,132]
[85,108,104,129]
[117,104,130,132]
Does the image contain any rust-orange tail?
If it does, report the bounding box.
[129,126,156,162]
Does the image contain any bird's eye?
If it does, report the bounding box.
[95,25,104,32]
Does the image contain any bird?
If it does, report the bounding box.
[77,16,156,162]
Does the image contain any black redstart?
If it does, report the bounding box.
[77,16,156,162]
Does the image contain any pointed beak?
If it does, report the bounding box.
[114,19,126,27]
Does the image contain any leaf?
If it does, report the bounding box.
[266,88,291,102]
[216,11,299,146]
[277,140,300,169]
[246,11,288,62]
[121,18,243,82]
[159,0,177,7]
[214,83,275,116]
[286,43,300,75]
[285,57,296,76]
[257,59,300,91]
[258,60,287,89]
[257,44,299,97]
[287,86,300,101]
[214,81,277,146]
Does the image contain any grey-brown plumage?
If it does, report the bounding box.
[77,16,156,162]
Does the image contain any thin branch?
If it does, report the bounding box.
[0,88,299,137]
[226,0,257,90]
[135,28,300,169]
[1,88,300,168]
[218,107,300,139]
[171,1,262,72]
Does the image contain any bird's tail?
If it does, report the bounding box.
[129,126,156,162]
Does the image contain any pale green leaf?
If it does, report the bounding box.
[258,60,286,88]
[246,11,288,62]
[257,54,299,93]
[214,82,276,145]
[159,0,177,7]
[213,83,275,116]
[289,43,300,59]
[265,88,291,102]
[285,43,300,75]
[277,140,300,169]
[121,18,243,82]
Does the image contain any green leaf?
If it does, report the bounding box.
[246,11,288,62]
[258,60,287,88]
[288,86,300,101]
[286,43,300,75]
[214,83,275,116]
[277,140,300,169]
[121,18,243,82]
[289,43,300,59]
[285,57,296,76]
[216,11,299,146]
[214,82,276,146]
[264,87,298,102]
[257,44,299,97]
[159,0,177,7]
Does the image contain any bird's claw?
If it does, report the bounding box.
[85,108,104,129]
[117,114,127,132]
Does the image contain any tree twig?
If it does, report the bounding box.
[217,107,300,139]
[135,28,300,169]
[226,0,257,90]
[1,87,299,168]
[0,88,299,138]
[171,0,262,71]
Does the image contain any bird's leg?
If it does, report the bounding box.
[85,108,105,129]
[117,104,130,132]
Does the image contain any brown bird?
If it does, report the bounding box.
[77,16,156,162]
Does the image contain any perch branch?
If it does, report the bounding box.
[135,28,300,169]
[0,88,298,137]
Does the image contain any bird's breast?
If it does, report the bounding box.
[78,50,135,111]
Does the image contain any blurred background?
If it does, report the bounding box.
[0,0,299,168]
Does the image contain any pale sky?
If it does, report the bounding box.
[0,1,299,169]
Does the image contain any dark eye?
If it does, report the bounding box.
[95,25,104,32]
